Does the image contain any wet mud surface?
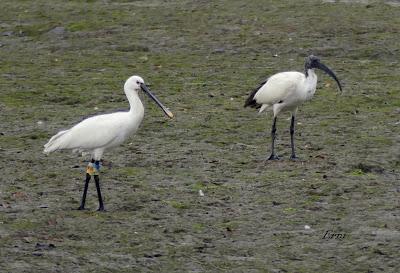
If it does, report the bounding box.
[0,0,399,272]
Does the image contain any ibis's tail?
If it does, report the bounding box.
[244,88,261,108]
[43,129,69,154]
[244,79,267,108]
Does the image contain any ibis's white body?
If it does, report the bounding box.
[255,69,317,116]
[44,77,145,160]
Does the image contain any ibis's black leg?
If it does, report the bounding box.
[93,160,105,211]
[78,173,91,210]
[268,116,279,160]
[290,115,297,160]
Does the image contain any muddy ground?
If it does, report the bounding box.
[0,0,399,272]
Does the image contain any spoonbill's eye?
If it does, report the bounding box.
[136,81,140,84]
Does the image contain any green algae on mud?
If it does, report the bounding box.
[1,0,399,272]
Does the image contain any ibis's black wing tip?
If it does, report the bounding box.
[244,79,267,108]
[244,93,260,108]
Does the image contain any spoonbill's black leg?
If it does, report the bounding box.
[93,160,105,211]
[268,116,279,160]
[290,114,298,160]
[94,175,105,211]
[78,172,91,210]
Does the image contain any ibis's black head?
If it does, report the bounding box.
[305,55,321,71]
[304,55,342,92]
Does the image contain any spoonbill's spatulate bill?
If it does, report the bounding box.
[43,75,173,211]
[244,55,342,160]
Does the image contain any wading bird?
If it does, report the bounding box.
[244,55,342,160]
[43,75,173,211]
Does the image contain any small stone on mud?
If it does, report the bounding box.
[35,243,46,249]
[2,203,11,208]
[304,225,311,230]
[2,31,14,36]
[144,253,162,258]
[139,55,148,62]
[199,190,205,197]
[213,48,225,53]
[35,243,56,250]
[373,249,386,255]
[47,26,65,36]
[12,191,27,199]
[22,237,32,243]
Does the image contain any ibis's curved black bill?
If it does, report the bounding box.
[140,83,174,118]
[316,62,343,92]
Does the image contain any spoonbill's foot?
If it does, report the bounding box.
[97,206,105,212]
[290,155,299,161]
[77,206,86,210]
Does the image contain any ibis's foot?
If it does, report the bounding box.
[267,154,279,160]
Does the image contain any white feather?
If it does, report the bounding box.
[43,111,143,154]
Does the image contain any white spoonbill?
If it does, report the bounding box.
[244,55,342,160]
[43,75,173,211]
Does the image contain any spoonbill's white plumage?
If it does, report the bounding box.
[245,55,342,160]
[44,75,173,211]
